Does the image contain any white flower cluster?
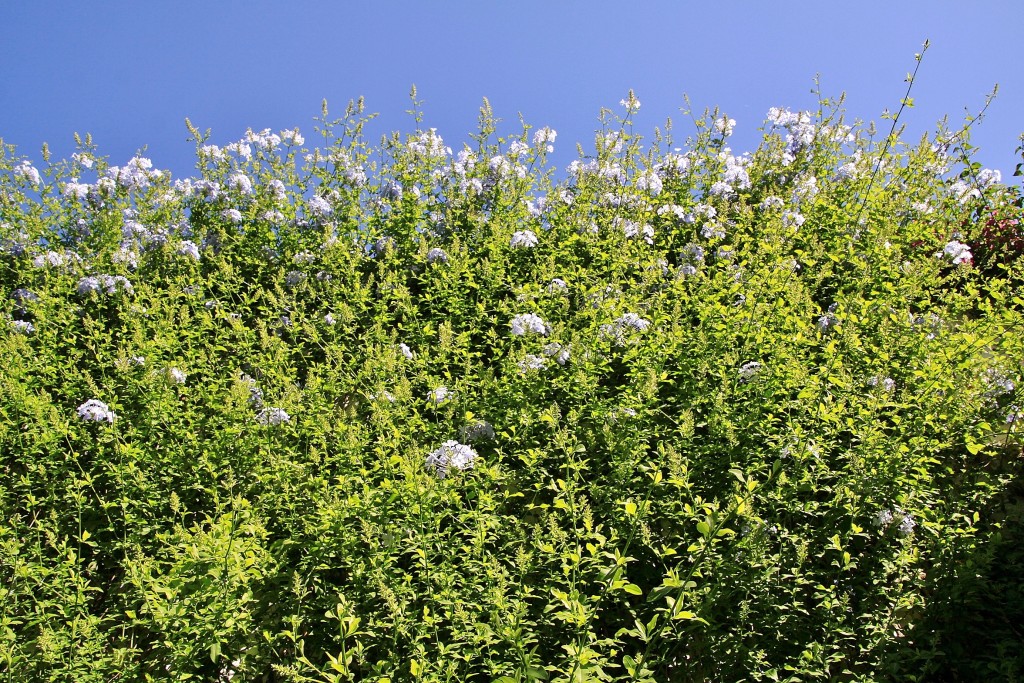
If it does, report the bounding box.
[936,240,972,265]
[168,368,187,384]
[547,278,568,294]
[873,506,916,536]
[177,241,201,261]
[105,156,162,191]
[78,399,117,423]
[867,375,896,392]
[510,230,538,249]
[425,440,478,478]
[518,354,548,373]
[738,361,762,381]
[307,195,332,218]
[428,387,452,404]
[600,313,651,345]
[543,342,571,365]
[10,319,35,334]
[461,419,495,442]
[409,129,450,159]
[766,107,817,161]
[32,251,81,270]
[532,126,557,153]
[78,275,134,296]
[510,313,548,336]
[257,407,290,425]
[15,161,42,185]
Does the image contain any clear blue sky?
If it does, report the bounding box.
[2,2,1021,182]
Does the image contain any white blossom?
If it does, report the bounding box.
[510,313,547,336]
[425,440,477,478]
[168,368,187,384]
[257,407,290,425]
[78,399,117,423]
[510,230,538,249]
[518,354,548,373]
[428,387,452,404]
[461,420,495,442]
[738,361,762,381]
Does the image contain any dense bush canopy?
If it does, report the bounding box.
[1,91,1022,682]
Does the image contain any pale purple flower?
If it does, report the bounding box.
[510,313,547,336]
[14,161,42,186]
[428,387,452,404]
[426,248,449,264]
[461,420,495,442]
[425,440,478,478]
[543,342,571,365]
[533,126,557,153]
[257,407,290,426]
[177,241,201,261]
[938,240,972,265]
[510,230,538,249]
[738,361,761,381]
[307,196,332,217]
[78,399,117,423]
[518,354,548,373]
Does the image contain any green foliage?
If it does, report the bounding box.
[1,87,1022,682]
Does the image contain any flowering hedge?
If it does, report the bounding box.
[1,90,1022,682]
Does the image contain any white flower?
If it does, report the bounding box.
[168,368,187,384]
[15,161,42,186]
[543,342,571,365]
[738,361,761,381]
[547,278,568,294]
[533,126,557,153]
[324,313,336,325]
[228,173,253,194]
[32,251,80,269]
[280,129,304,146]
[620,92,641,113]
[461,420,495,442]
[78,399,117,423]
[425,440,478,478]
[11,320,34,333]
[428,387,452,404]
[307,196,332,217]
[409,128,450,158]
[510,230,538,249]
[782,210,805,229]
[510,313,548,336]
[222,208,243,224]
[177,241,201,261]
[257,408,290,425]
[868,375,896,392]
[615,313,650,331]
[518,354,548,373]
[78,275,133,296]
[427,247,449,264]
[937,240,972,265]
[399,343,414,360]
[285,270,306,288]
[874,506,915,536]
[714,116,736,137]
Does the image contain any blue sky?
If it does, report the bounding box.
[2,2,1021,182]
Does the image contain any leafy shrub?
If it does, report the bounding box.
[1,87,1022,682]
